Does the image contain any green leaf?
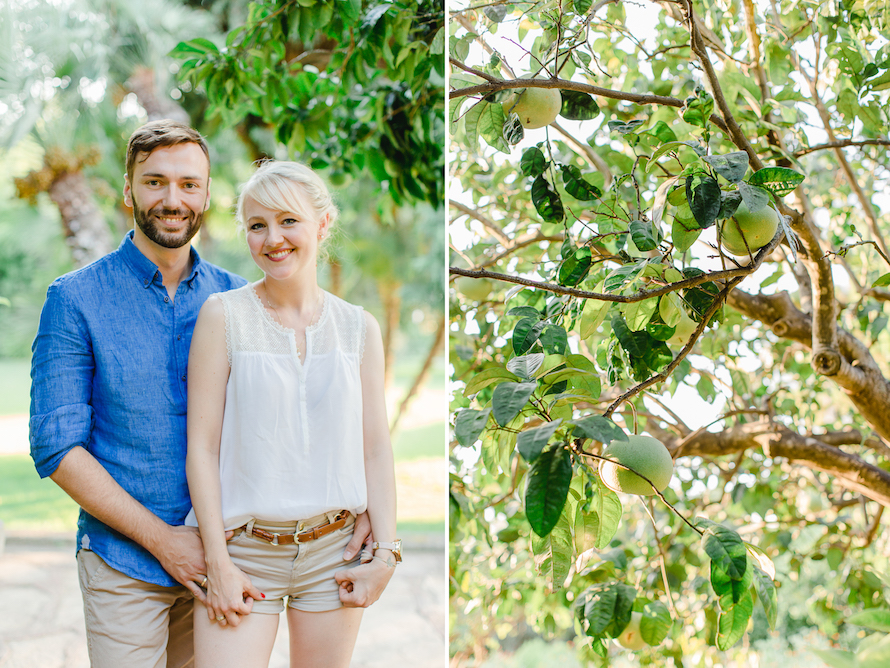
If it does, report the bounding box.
[570,415,627,444]
[580,283,609,338]
[463,367,521,396]
[560,90,600,120]
[491,381,537,426]
[711,558,753,609]
[594,484,623,549]
[507,353,546,379]
[576,582,637,637]
[702,524,748,580]
[810,649,859,668]
[517,420,563,463]
[738,182,772,213]
[540,325,568,355]
[872,272,890,288]
[520,147,547,178]
[612,315,649,357]
[848,608,890,633]
[702,151,749,183]
[716,590,753,650]
[624,297,658,331]
[507,306,542,318]
[525,444,573,536]
[748,166,805,196]
[476,102,509,152]
[608,119,646,134]
[558,247,593,286]
[513,317,546,355]
[561,165,602,201]
[672,216,701,252]
[753,566,778,630]
[531,506,574,589]
[858,634,890,668]
[454,408,491,446]
[629,219,659,251]
[647,140,696,171]
[640,601,672,645]
[531,174,565,222]
[503,113,524,145]
[686,175,722,229]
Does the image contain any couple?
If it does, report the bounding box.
[29,120,398,668]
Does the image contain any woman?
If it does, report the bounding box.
[185,160,398,668]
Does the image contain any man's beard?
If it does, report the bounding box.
[133,198,205,249]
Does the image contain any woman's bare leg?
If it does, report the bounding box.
[286,607,363,668]
[194,601,279,668]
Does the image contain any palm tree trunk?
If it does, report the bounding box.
[47,170,114,268]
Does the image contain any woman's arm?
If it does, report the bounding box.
[186,296,262,625]
[336,311,397,606]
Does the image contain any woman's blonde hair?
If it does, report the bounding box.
[236,160,339,241]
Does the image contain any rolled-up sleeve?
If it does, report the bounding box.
[29,282,95,478]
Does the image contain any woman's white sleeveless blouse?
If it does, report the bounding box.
[186,284,368,530]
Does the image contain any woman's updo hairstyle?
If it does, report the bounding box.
[236,160,339,248]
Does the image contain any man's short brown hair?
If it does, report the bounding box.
[126,120,210,181]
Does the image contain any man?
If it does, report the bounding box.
[28,120,367,667]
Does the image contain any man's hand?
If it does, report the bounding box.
[152,524,209,600]
[343,511,373,561]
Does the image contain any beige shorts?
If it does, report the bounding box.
[77,549,194,668]
[226,511,360,614]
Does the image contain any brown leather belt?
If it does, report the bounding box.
[238,510,351,545]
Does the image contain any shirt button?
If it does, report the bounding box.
[177,334,182,341]
[181,374,187,381]
[164,296,170,303]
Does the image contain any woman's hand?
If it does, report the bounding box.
[343,511,373,561]
[334,553,396,608]
[203,557,265,627]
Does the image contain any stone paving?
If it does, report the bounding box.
[0,533,446,668]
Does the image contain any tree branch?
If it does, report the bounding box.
[661,421,890,507]
[448,73,731,135]
[793,138,890,157]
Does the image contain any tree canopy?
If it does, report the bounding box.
[448,0,890,665]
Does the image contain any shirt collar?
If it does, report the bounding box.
[119,230,204,289]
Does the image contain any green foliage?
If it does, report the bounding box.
[171,0,445,207]
[450,0,890,664]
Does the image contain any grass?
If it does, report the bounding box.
[0,454,80,531]
[392,421,446,461]
[0,358,30,415]
[0,354,446,535]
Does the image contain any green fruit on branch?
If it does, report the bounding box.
[455,276,493,302]
[667,310,697,347]
[502,76,562,129]
[617,612,647,650]
[719,200,779,256]
[599,434,674,496]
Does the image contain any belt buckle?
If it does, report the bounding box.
[270,532,280,546]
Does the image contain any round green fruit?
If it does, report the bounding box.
[617,612,647,650]
[719,200,779,256]
[667,311,697,347]
[502,77,562,129]
[455,276,493,302]
[599,434,673,496]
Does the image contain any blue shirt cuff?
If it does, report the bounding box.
[30,404,94,478]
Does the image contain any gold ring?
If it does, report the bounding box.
[200,576,208,588]
[216,616,225,622]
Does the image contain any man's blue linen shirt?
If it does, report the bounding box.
[29,231,246,587]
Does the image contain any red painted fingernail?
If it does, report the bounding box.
[261,593,266,598]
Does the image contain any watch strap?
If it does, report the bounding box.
[372,539,402,563]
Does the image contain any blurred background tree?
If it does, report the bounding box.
[0,0,445,431]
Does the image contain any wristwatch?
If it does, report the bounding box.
[371,539,402,563]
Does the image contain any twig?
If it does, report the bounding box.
[645,497,679,619]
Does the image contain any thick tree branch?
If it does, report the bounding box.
[728,288,890,441]
[662,421,890,507]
